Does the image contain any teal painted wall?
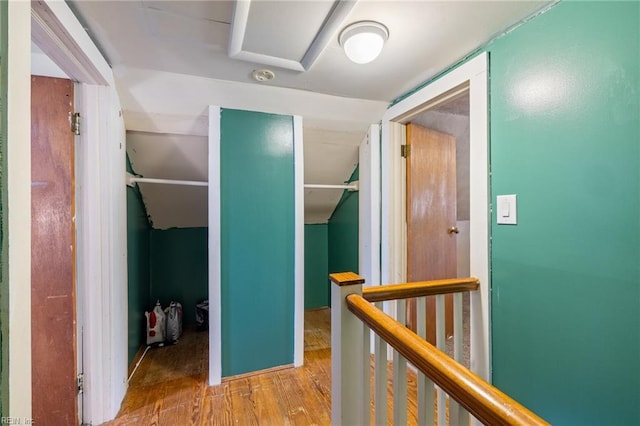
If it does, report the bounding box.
[220,108,295,377]
[149,227,208,326]
[126,157,151,364]
[304,224,329,309]
[328,167,359,277]
[483,2,639,424]
[0,0,7,414]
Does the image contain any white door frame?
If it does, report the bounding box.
[6,1,32,417]
[359,124,381,288]
[25,2,127,423]
[379,52,491,381]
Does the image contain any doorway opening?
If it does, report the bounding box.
[30,2,129,422]
[379,52,490,380]
[123,130,210,404]
[406,90,471,366]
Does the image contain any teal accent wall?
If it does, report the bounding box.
[149,227,208,326]
[126,156,151,364]
[220,108,295,377]
[0,0,7,414]
[484,2,639,424]
[328,167,359,277]
[304,224,328,309]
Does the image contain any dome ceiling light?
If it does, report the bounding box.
[339,21,389,64]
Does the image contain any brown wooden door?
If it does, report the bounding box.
[406,123,457,344]
[31,75,78,425]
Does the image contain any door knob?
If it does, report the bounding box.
[447,226,459,234]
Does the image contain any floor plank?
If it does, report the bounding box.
[107,308,441,425]
[108,309,334,425]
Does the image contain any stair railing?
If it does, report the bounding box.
[330,272,549,426]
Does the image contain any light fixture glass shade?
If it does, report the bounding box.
[339,21,389,64]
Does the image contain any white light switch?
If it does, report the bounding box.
[497,194,517,225]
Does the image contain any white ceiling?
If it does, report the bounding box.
[65,0,550,228]
[127,132,208,228]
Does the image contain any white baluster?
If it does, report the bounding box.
[417,296,435,425]
[363,323,371,425]
[374,301,388,426]
[451,292,470,425]
[470,285,487,426]
[393,298,408,425]
[436,294,446,426]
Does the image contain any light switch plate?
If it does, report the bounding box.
[497,194,517,225]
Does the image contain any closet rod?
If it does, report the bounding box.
[304,181,358,191]
[126,173,208,187]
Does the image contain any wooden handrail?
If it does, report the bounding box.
[346,294,549,426]
[362,277,479,303]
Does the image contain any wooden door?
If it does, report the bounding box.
[406,123,457,344]
[31,75,78,425]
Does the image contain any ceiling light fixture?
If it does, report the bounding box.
[339,21,389,64]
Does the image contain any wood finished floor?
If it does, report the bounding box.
[107,308,432,425]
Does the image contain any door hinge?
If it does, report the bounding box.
[401,144,411,158]
[77,373,84,394]
[71,112,81,136]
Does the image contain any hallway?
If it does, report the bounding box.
[108,306,439,425]
[108,309,332,425]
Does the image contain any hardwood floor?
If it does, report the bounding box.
[108,308,434,425]
[108,309,332,425]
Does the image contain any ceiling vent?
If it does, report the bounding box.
[252,69,276,82]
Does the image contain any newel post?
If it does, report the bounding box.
[330,272,366,426]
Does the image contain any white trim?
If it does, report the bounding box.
[293,115,304,367]
[31,0,111,85]
[227,0,248,58]
[379,121,406,328]
[107,88,128,421]
[228,0,356,72]
[76,85,106,421]
[381,122,407,287]
[208,105,222,386]
[27,1,127,422]
[76,85,128,425]
[300,1,357,70]
[359,124,381,288]
[73,84,84,423]
[360,124,381,359]
[467,56,491,381]
[231,50,305,72]
[380,52,491,381]
[228,1,303,72]
[7,1,32,417]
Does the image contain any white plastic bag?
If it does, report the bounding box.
[145,300,166,345]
